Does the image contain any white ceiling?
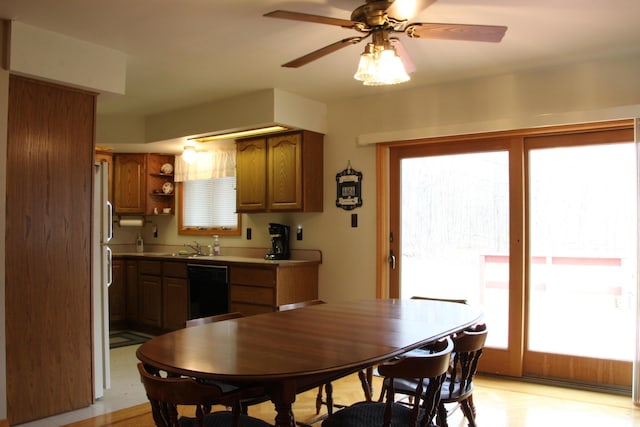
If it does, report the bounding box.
[2,0,640,119]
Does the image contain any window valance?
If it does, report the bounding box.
[174,146,236,182]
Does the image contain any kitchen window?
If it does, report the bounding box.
[175,146,241,236]
[178,177,241,236]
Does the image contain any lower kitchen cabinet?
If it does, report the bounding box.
[162,261,188,331]
[108,259,125,329]
[139,274,162,329]
[230,264,318,316]
[125,259,139,322]
[113,255,319,332]
[138,260,163,330]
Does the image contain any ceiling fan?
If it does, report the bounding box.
[264,0,507,85]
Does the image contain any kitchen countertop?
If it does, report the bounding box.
[113,252,321,266]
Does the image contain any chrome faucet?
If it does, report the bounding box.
[184,241,202,255]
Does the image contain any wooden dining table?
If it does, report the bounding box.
[136,298,483,427]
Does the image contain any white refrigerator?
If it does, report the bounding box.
[92,161,113,399]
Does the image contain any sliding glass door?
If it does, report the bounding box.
[384,122,636,385]
[399,150,510,350]
[523,133,636,385]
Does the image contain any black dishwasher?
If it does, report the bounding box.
[187,264,229,319]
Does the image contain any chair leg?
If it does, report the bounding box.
[437,402,449,427]
[315,384,324,414]
[460,397,477,427]
[325,382,334,415]
[358,369,374,401]
[467,394,477,418]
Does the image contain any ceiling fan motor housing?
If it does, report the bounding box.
[351,1,394,27]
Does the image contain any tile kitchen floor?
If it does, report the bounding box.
[14,345,146,427]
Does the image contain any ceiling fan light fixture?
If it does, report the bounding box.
[354,43,410,86]
[354,43,376,82]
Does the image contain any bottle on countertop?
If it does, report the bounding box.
[135,233,144,253]
[213,235,220,256]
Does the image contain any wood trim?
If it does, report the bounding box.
[376,144,390,299]
[524,352,632,387]
[508,136,526,377]
[377,119,634,149]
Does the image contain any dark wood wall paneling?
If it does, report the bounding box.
[5,76,96,424]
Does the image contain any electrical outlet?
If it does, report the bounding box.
[296,225,303,241]
[351,213,358,228]
[246,227,252,240]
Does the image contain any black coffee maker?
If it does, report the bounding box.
[265,223,290,260]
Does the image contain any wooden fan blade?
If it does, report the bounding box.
[282,37,364,68]
[386,0,438,21]
[406,22,507,42]
[390,38,416,74]
[264,10,359,29]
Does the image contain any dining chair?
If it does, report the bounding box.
[321,337,454,427]
[137,363,272,427]
[388,324,488,427]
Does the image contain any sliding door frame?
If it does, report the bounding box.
[376,119,635,381]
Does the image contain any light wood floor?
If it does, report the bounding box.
[63,374,640,427]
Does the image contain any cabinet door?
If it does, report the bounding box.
[109,259,125,327]
[114,154,146,214]
[268,133,302,210]
[139,274,162,328]
[125,260,139,323]
[236,138,267,211]
[162,277,188,331]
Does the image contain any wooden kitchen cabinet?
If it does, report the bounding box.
[115,255,319,331]
[113,153,174,215]
[236,138,267,211]
[138,260,163,329]
[230,264,319,316]
[114,154,146,214]
[236,130,323,212]
[109,258,125,329]
[125,259,139,323]
[162,261,188,331]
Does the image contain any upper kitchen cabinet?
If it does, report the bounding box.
[114,154,146,214]
[236,130,323,213]
[114,153,175,215]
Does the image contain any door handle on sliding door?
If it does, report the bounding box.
[389,250,396,270]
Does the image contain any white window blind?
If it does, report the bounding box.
[182,177,237,228]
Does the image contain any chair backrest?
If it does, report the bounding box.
[378,337,454,427]
[138,362,230,427]
[444,323,488,399]
[185,311,244,328]
[411,295,468,305]
[277,299,325,311]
